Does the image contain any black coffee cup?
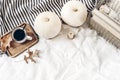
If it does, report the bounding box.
[12,27,32,43]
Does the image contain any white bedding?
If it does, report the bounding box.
[0,24,120,80]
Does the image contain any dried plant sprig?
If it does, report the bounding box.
[24,49,40,64]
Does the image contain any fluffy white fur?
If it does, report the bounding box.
[61,1,87,27]
[34,12,61,39]
[1,26,120,80]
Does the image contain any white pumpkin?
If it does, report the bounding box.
[34,12,62,39]
[61,1,87,27]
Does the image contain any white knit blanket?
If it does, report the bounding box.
[0,25,120,80]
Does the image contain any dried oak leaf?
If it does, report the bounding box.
[0,35,12,52]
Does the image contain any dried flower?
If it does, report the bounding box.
[67,31,75,39]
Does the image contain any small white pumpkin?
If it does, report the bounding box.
[34,12,62,39]
[61,1,87,27]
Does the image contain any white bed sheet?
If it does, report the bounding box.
[0,24,120,80]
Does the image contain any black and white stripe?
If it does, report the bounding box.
[0,0,98,37]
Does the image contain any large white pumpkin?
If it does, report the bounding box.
[34,12,62,39]
[61,1,87,27]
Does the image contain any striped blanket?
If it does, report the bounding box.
[0,0,98,37]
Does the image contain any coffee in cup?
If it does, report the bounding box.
[12,27,32,43]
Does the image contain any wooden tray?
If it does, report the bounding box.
[6,23,39,57]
